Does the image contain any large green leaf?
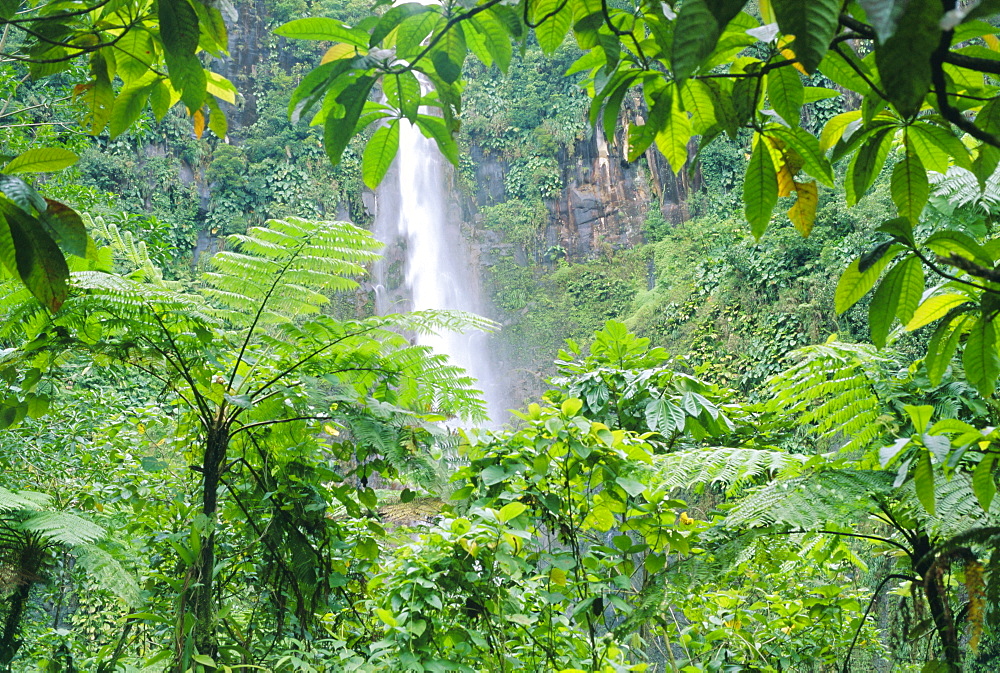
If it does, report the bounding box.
[671,0,720,80]
[873,0,940,118]
[767,61,803,125]
[362,121,400,189]
[973,454,997,512]
[274,17,369,46]
[868,254,923,348]
[770,0,840,72]
[3,148,78,174]
[906,293,971,331]
[891,144,928,223]
[680,79,717,135]
[468,11,513,73]
[415,115,459,165]
[159,0,205,112]
[770,126,834,187]
[913,449,935,515]
[115,27,156,83]
[964,315,1000,398]
[0,197,69,312]
[323,75,376,166]
[744,134,778,240]
[109,82,154,139]
[847,127,894,206]
[534,0,573,54]
[430,22,467,84]
[924,312,970,385]
[655,93,692,174]
[39,199,88,258]
[835,242,900,313]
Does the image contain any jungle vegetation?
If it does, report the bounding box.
[4,0,1000,671]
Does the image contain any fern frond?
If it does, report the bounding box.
[652,447,808,494]
[0,487,50,512]
[766,341,889,454]
[21,511,107,546]
[724,469,895,530]
[203,217,381,327]
[75,543,142,608]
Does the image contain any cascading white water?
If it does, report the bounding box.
[374,117,507,427]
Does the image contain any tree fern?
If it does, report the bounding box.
[723,469,895,530]
[651,447,809,495]
[202,217,381,326]
[766,340,889,454]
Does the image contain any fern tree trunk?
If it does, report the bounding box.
[914,533,963,667]
[190,423,228,662]
[0,580,33,669]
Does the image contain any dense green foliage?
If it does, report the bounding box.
[7,0,1000,670]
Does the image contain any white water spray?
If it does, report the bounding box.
[374,117,506,426]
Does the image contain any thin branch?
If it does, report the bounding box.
[230,415,333,437]
[830,42,889,101]
[386,0,507,76]
[1,0,115,25]
[841,573,918,673]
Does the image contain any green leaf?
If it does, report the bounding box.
[924,230,992,267]
[912,122,971,169]
[655,94,692,173]
[372,3,432,46]
[561,397,583,416]
[274,17,368,46]
[468,11,512,73]
[323,75,376,166]
[3,148,78,174]
[415,115,459,165]
[679,79,717,135]
[395,11,440,59]
[913,450,935,515]
[498,501,527,522]
[430,22,466,84]
[770,0,841,72]
[905,404,935,433]
[770,126,834,187]
[835,243,899,313]
[878,216,916,246]
[109,83,153,140]
[973,454,997,512]
[874,0,940,118]
[906,293,971,331]
[0,198,69,312]
[362,121,399,189]
[925,312,970,385]
[767,61,803,125]
[819,110,862,152]
[869,255,923,348]
[671,0,721,80]
[744,134,778,240]
[847,127,894,206]
[891,145,929,223]
[82,53,115,135]
[907,124,953,174]
[534,0,572,54]
[964,316,1000,398]
[39,199,88,258]
[159,0,205,112]
[115,27,155,83]
[616,476,646,498]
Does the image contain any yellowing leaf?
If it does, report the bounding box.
[322,43,362,63]
[776,164,795,197]
[193,109,206,138]
[550,567,567,586]
[788,180,818,236]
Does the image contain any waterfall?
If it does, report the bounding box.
[374,117,507,427]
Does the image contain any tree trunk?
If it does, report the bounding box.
[188,423,228,663]
[0,580,34,669]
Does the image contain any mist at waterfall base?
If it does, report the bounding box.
[373,118,508,429]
